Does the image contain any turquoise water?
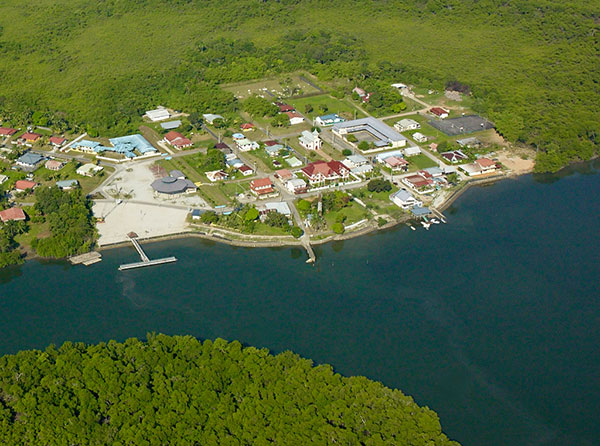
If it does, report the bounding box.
[1,163,599,446]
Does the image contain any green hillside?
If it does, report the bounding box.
[0,335,459,445]
[0,0,598,171]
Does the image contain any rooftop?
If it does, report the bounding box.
[332,117,408,145]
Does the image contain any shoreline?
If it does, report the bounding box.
[94,172,513,255]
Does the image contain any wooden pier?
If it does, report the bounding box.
[118,233,177,271]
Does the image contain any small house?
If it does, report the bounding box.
[391,189,423,209]
[56,179,79,190]
[44,159,64,171]
[49,136,67,147]
[250,177,276,196]
[430,107,449,119]
[0,207,26,223]
[394,119,420,132]
[286,111,304,125]
[15,180,37,191]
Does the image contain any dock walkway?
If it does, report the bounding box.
[119,234,177,271]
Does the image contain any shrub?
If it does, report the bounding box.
[291,226,303,238]
[342,149,352,156]
[367,179,392,193]
[332,222,345,234]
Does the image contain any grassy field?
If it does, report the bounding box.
[324,201,369,228]
[222,72,322,100]
[290,95,366,121]
[407,153,438,170]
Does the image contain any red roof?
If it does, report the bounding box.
[264,140,279,147]
[285,111,303,119]
[238,165,253,173]
[164,131,192,148]
[302,161,348,179]
[0,207,26,222]
[406,175,433,188]
[476,157,496,168]
[20,132,41,141]
[0,127,17,136]
[278,104,294,112]
[384,156,408,167]
[215,142,230,149]
[250,177,273,189]
[241,123,255,130]
[430,107,448,116]
[49,136,66,145]
[15,180,37,190]
[275,169,293,180]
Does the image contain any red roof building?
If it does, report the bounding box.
[301,161,350,184]
[163,131,192,149]
[238,165,253,176]
[49,136,67,146]
[14,180,37,191]
[19,132,42,142]
[250,177,275,196]
[0,127,17,136]
[215,142,230,150]
[275,169,293,181]
[264,140,279,147]
[241,123,255,131]
[277,103,294,113]
[383,156,409,171]
[475,157,496,169]
[0,207,26,223]
[430,107,449,118]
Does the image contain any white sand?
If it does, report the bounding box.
[93,201,190,246]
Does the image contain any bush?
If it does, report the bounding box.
[244,208,259,221]
[367,178,392,193]
[291,226,303,238]
[332,222,345,234]
[297,199,311,212]
[342,149,352,156]
[358,141,370,151]
[346,134,358,143]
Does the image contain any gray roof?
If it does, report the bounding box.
[347,154,368,165]
[265,202,292,216]
[332,117,408,144]
[411,206,431,216]
[17,152,44,166]
[56,179,79,188]
[423,167,443,176]
[160,120,182,130]
[392,189,414,202]
[169,169,185,179]
[151,176,196,194]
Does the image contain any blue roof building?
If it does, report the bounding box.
[108,134,157,155]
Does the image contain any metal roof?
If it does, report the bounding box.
[160,120,182,130]
[17,152,44,165]
[333,117,408,144]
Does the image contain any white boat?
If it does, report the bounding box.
[431,218,440,224]
[421,221,431,230]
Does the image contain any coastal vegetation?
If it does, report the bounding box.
[0,0,597,171]
[30,187,96,258]
[0,334,459,445]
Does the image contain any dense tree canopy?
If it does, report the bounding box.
[31,187,96,258]
[0,0,597,171]
[0,335,459,445]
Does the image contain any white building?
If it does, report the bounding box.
[403,146,422,157]
[286,112,305,125]
[76,163,104,177]
[391,189,422,209]
[299,130,322,151]
[412,132,428,143]
[236,138,259,152]
[286,178,307,194]
[394,119,420,132]
[145,106,170,122]
[343,154,369,169]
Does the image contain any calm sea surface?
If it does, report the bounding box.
[1,162,599,446]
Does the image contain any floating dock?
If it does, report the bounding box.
[69,251,102,266]
[118,233,177,271]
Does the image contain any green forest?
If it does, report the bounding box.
[0,0,598,171]
[0,334,459,445]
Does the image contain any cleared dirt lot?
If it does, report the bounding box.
[101,161,208,208]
